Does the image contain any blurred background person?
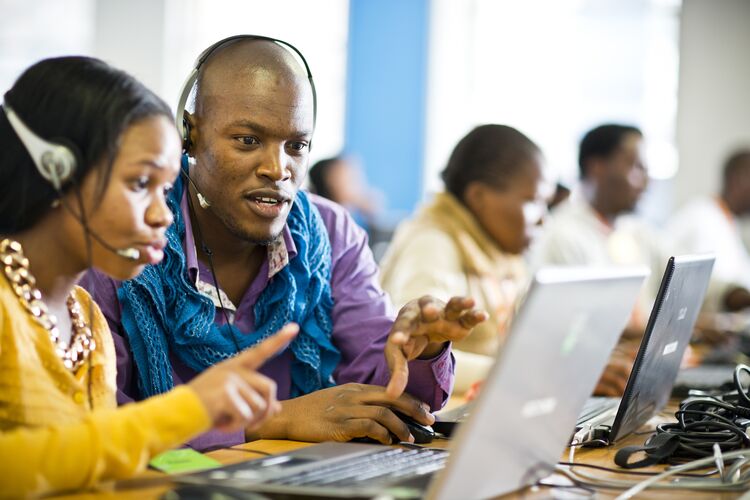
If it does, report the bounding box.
[669,149,750,312]
[532,124,672,396]
[379,125,547,393]
[548,181,571,211]
[533,124,662,329]
[308,155,384,232]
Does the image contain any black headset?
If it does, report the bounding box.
[175,34,318,154]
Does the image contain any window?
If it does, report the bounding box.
[425,0,681,220]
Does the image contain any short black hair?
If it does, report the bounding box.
[308,156,342,200]
[441,124,540,203]
[723,149,750,186]
[578,124,642,178]
[0,56,172,233]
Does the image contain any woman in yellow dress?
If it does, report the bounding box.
[0,56,295,497]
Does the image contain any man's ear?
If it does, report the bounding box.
[183,111,199,155]
[585,158,607,183]
[463,181,486,213]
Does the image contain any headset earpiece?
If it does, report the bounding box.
[3,105,76,190]
[173,34,317,153]
[182,111,193,154]
[37,143,76,190]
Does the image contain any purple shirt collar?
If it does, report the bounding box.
[180,189,298,285]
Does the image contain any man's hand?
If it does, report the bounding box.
[251,383,435,444]
[385,295,488,398]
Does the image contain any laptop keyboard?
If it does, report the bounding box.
[576,397,619,426]
[267,447,449,488]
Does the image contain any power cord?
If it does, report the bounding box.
[555,448,750,496]
[614,363,750,469]
[183,172,243,353]
[227,446,273,456]
[558,460,718,477]
[550,364,750,497]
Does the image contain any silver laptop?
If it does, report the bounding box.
[575,254,715,444]
[176,267,647,500]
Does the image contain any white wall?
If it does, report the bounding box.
[675,0,750,208]
[0,0,349,164]
[0,0,94,91]
[93,0,167,95]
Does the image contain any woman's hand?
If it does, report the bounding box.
[189,324,298,432]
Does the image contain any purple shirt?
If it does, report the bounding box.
[81,193,454,451]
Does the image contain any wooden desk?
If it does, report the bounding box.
[51,407,743,499]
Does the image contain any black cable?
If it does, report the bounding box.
[227,446,273,456]
[734,364,750,407]
[183,171,243,353]
[558,461,718,477]
[619,365,750,468]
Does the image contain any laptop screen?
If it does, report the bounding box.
[608,254,715,442]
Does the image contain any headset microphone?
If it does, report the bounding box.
[181,166,212,209]
[83,227,141,261]
[117,248,141,261]
[175,35,316,213]
[197,192,211,209]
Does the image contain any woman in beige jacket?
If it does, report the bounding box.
[380,125,547,393]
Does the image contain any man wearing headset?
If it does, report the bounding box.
[82,37,486,450]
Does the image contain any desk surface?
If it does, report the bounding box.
[51,404,743,500]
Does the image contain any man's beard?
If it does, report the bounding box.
[220,209,284,246]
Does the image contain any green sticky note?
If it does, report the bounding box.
[149,448,222,474]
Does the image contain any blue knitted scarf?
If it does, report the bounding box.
[118,172,340,399]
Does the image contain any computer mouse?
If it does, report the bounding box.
[393,411,435,444]
[350,411,435,445]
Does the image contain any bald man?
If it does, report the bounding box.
[82,37,486,450]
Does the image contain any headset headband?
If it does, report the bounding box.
[174,34,317,144]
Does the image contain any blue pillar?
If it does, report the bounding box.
[344,0,430,215]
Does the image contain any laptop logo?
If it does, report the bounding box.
[663,341,679,356]
[520,397,557,418]
[678,307,687,320]
[561,314,589,355]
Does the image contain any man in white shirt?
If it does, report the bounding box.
[668,149,750,312]
[533,124,667,395]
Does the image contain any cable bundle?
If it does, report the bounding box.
[653,398,750,463]
[615,364,750,468]
[554,364,750,498]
